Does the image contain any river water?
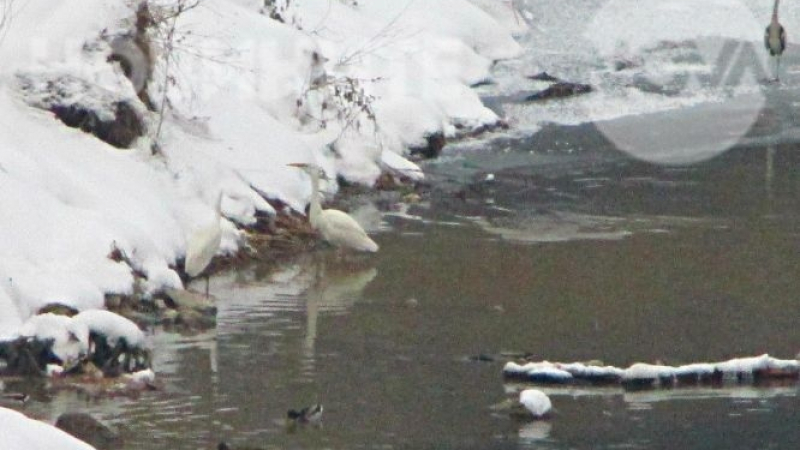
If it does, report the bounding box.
[8,2,800,448]
[11,123,800,449]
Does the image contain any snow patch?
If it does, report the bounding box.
[0,407,97,450]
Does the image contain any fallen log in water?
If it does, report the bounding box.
[503,354,799,390]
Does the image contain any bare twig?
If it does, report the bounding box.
[145,0,205,151]
[336,0,417,67]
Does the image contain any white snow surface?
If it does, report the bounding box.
[506,354,800,383]
[72,309,147,348]
[17,313,90,369]
[0,0,519,339]
[0,407,97,450]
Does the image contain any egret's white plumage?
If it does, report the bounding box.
[289,163,379,253]
[519,389,552,419]
[185,192,223,293]
[765,0,787,81]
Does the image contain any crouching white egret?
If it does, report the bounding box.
[765,0,787,81]
[185,191,223,296]
[288,163,379,253]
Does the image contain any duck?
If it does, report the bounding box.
[287,403,323,425]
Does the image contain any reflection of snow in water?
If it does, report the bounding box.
[518,420,552,442]
[504,383,798,404]
[623,386,798,404]
[468,211,631,243]
[212,254,377,372]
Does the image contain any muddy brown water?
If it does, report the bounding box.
[6,128,800,450]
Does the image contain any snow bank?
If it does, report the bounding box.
[0,0,520,339]
[0,407,97,450]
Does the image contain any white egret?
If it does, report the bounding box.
[185,191,224,296]
[765,0,787,81]
[288,163,379,253]
[519,389,552,419]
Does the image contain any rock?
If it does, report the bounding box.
[613,58,641,71]
[36,303,79,317]
[409,132,446,160]
[525,81,593,102]
[218,442,265,450]
[527,71,560,82]
[50,101,145,149]
[0,337,60,376]
[55,412,123,450]
[161,288,216,314]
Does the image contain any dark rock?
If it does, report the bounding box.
[36,303,79,317]
[613,59,640,71]
[0,338,60,376]
[621,377,657,391]
[87,332,151,377]
[218,442,265,450]
[108,35,153,106]
[409,132,446,160]
[525,82,593,102]
[55,412,123,450]
[470,79,495,88]
[51,101,145,149]
[527,71,561,82]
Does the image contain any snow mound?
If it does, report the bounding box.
[17,313,90,370]
[0,407,97,450]
[519,389,552,418]
[72,310,146,348]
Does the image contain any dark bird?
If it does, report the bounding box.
[765,0,787,81]
[287,403,323,425]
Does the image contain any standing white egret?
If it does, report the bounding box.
[185,191,224,296]
[288,163,379,253]
[765,0,787,81]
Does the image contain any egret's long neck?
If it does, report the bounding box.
[773,0,780,22]
[308,171,322,227]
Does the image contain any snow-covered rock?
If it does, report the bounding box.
[72,310,146,349]
[519,389,552,418]
[17,313,90,370]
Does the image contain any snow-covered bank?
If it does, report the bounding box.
[0,407,96,450]
[0,0,522,340]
